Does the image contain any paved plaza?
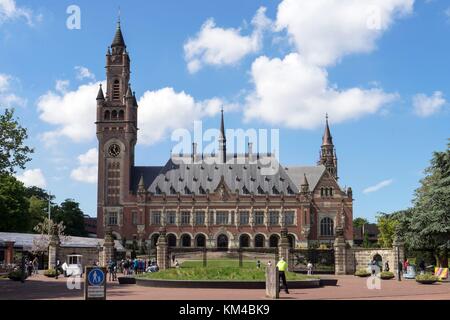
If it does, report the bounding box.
[0,274,449,300]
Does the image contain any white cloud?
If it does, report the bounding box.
[243,0,412,129]
[0,73,26,108]
[244,53,398,128]
[55,80,70,94]
[138,87,233,145]
[363,179,393,194]
[0,0,39,26]
[75,66,95,81]
[16,169,47,188]
[37,81,103,145]
[413,91,446,117]
[276,0,414,67]
[70,148,98,184]
[184,7,271,73]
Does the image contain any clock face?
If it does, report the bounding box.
[108,144,121,157]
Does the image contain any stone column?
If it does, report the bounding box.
[333,226,347,275]
[102,227,115,267]
[5,241,15,265]
[278,227,292,271]
[392,236,405,275]
[156,227,170,270]
[48,225,60,270]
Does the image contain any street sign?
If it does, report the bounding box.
[84,267,107,300]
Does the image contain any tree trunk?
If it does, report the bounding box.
[439,249,448,268]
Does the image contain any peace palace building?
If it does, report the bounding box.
[96,22,354,250]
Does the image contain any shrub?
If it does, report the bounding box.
[415,273,438,283]
[44,269,57,277]
[354,269,371,277]
[380,271,395,280]
[8,270,26,281]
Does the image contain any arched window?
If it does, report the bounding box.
[104,110,110,120]
[217,234,228,249]
[329,188,333,197]
[150,234,159,248]
[181,234,191,247]
[167,234,177,247]
[195,234,206,247]
[111,110,118,119]
[321,188,324,197]
[269,234,279,248]
[113,80,120,100]
[254,234,265,248]
[239,234,250,248]
[287,234,295,248]
[118,110,125,120]
[320,217,334,236]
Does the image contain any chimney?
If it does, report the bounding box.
[192,143,198,163]
[248,142,254,162]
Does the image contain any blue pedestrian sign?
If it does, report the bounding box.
[88,268,105,286]
[85,267,107,300]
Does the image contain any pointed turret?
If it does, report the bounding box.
[138,174,145,193]
[218,108,226,163]
[126,83,133,99]
[318,114,338,180]
[301,173,309,193]
[322,114,333,146]
[111,20,126,49]
[96,84,105,100]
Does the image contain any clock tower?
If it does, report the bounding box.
[96,20,138,237]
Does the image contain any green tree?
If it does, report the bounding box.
[0,174,30,232]
[353,217,369,229]
[376,212,398,248]
[0,109,34,175]
[397,142,450,267]
[28,196,48,231]
[53,199,86,236]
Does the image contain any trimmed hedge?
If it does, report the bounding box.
[44,269,58,277]
[354,269,371,277]
[380,271,395,280]
[415,273,438,284]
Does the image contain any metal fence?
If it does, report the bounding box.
[290,248,335,274]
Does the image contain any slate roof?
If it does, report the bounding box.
[131,155,327,196]
[0,232,125,251]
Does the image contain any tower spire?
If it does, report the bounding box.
[111,12,126,49]
[322,113,333,146]
[219,107,226,163]
[318,114,338,180]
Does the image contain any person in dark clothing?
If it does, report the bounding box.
[385,261,390,272]
[419,260,426,274]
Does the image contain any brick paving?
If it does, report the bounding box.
[0,274,449,300]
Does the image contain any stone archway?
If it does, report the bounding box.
[269,234,280,248]
[239,234,250,248]
[217,234,229,250]
[167,234,177,247]
[181,234,191,247]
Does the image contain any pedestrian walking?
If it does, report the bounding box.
[307,262,313,275]
[276,257,289,294]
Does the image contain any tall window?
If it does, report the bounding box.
[167,211,176,225]
[151,211,161,225]
[181,211,191,225]
[209,211,215,225]
[108,212,118,226]
[239,211,249,225]
[285,211,295,226]
[216,211,229,225]
[195,211,205,226]
[112,80,120,100]
[269,211,279,225]
[254,211,264,225]
[132,211,138,225]
[320,217,334,236]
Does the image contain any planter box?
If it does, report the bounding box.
[118,277,136,285]
[416,280,437,285]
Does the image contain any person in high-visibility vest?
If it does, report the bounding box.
[276,257,290,294]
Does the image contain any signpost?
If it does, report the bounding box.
[84,267,107,300]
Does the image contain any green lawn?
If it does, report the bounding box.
[137,259,318,281]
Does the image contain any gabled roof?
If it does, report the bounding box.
[284,165,327,191]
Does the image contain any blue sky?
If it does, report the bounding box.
[1,0,449,223]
